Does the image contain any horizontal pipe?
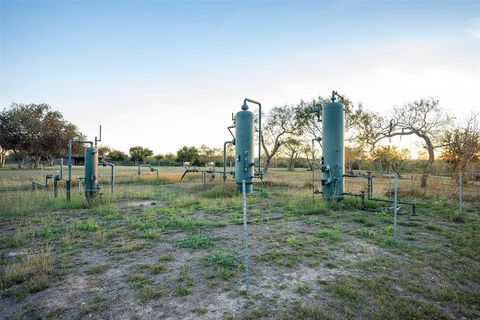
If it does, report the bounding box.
[367,197,416,215]
[181,168,217,181]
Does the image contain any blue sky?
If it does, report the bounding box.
[1,1,479,154]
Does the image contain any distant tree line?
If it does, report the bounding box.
[2,98,479,187]
[99,144,228,167]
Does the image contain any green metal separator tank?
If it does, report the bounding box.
[84,146,99,199]
[235,104,254,193]
[321,99,345,199]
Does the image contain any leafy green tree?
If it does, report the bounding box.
[165,153,176,160]
[97,146,111,158]
[281,138,302,171]
[373,145,411,177]
[109,149,129,162]
[176,146,199,163]
[345,146,367,172]
[199,144,221,164]
[0,103,84,168]
[440,113,480,173]
[129,146,153,165]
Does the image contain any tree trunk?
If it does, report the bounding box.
[391,163,402,178]
[263,156,272,174]
[33,157,41,169]
[262,141,281,175]
[287,154,295,171]
[16,157,25,169]
[287,160,294,171]
[305,153,314,171]
[420,137,435,188]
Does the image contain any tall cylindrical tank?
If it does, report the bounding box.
[235,104,254,193]
[84,146,99,199]
[321,101,345,199]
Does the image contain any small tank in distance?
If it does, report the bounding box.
[84,146,100,199]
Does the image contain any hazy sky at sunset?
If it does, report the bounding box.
[1,1,479,155]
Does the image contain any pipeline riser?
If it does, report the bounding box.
[84,146,101,199]
[234,110,254,193]
[321,101,345,199]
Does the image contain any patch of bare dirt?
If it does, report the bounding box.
[116,200,164,209]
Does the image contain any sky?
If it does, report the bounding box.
[1,0,479,156]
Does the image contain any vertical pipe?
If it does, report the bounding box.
[367,173,373,199]
[312,139,315,199]
[223,142,227,183]
[67,141,72,201]
[223,141,233,183]
[243,98,262,178]
[258,105,261,178]
[393,175,398,241]
[111,165,115,194]
[59,158,64,180]
[54,178,58,198]
[241,179,249,294]
[459,172,463,213]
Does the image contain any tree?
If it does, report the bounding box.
[0,146,5,167]
[345,146,366,173]
[302,140,320,171]
[281,138,302,171]
[359,98,452,187]
[417,150,428,160]
[440,113,480,173]
[199,144,221,164]
[109,149,129,162]
[176,146,199,163]
[129,146,153,165]
[373,145,411,177]
[97,146,111,158]
[295,94,369,145]
[165,153,176,160]
[261,105,302,174]
[0,103,84,168]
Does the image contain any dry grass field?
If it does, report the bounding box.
[0,167,479,319]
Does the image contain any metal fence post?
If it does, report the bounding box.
[393,175,398,241]
[459,172,463,213]
[242,179,250,293]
